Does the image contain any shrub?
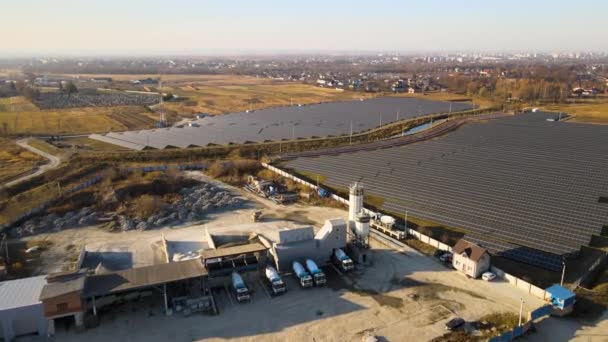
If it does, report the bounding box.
[133,195,162,219]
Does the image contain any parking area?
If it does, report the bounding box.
[32,237,547,342]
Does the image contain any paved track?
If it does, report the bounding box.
[3,139,62,188]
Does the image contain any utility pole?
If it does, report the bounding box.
[292,125,295,140]
[560,260,566,286]
[1,234,8,264]
[350,120,353,145]
[518,298,525,326]
[403,211,408,231]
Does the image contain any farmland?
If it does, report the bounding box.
[0,97,156,135]
[0,138,44,184]
[542,99,608,123]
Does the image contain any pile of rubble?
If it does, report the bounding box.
[10,207,99,238]
[34,92,159,109]
[10,182,246,237]
[143,182,244,229]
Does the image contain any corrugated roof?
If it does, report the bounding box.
[39,275,85,301]
[201,241,268,260]
[83,259,207,297]
[0,276,46,310]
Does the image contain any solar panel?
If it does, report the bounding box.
[286,112,608,270]
[90,97,473,149]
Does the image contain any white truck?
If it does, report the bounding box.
[231,271,251,303]
[333,248,355,272]
[305,259,327,286]
[265,266,287,295]
[292,261,313,288]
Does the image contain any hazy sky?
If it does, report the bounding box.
[2,0,607,55]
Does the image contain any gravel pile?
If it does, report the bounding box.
[10,182,246,236]
[10,207,98,238]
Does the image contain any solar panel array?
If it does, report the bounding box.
[90,97,473,150]
[286,113,608,270]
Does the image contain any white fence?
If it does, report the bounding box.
[261,163,556,301]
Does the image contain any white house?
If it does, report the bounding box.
[452,239,490,278]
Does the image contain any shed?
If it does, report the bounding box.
[452,239,490,278]
[40,272,86,334]
[545,284,576,310]
[0,276,48,340]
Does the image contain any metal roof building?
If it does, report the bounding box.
[0,276,48,340]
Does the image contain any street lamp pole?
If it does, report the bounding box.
[560,260,566,287]
[518,298,525,326]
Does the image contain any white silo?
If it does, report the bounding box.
[349,182,364,223]
[354,211,370,243]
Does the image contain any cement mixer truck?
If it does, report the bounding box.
[231,271,251,303]
[292,261,313,288]
[264,266,286,295]
[305,259,327,286]
[333,248,354,272]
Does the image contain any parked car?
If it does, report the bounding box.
[482,272,496,281]
[439,253,453,263]
[445,317,465,331]
[434,250,447,259]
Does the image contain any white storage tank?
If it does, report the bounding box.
[354,211,370,242]
[349,182,364,222]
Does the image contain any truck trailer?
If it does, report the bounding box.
[231,271,251,302]
[333,248,355,272]
[265,266,287,295]
[292,261,313,288]
[305,259,327,286]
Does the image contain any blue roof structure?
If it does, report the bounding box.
[545,284,575,300]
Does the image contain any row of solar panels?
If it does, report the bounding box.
[90,97,473,150]
[286,113,608,268]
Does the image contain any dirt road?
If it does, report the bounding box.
[3,138,61,188]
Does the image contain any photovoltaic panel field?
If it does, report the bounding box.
[90,97,473,150]
[285,112,608,270]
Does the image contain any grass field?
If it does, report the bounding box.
[0,138,44,184]
[161,81,376,116]
[0,97,156,135]
[543,100,608,123]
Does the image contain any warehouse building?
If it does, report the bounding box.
[0,276,48,340]
[260,218,348,272]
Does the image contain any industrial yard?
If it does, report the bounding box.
[26,239,544,342]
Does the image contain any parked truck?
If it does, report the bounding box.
[265,266,286,295]
[305,259,327,286]
[292,261,313,288]
[333,248,355,272]
[231,271,251,302]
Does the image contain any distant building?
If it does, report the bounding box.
[452,239,490,278]
[90,77,112,83]
[131,78,159,85]
[408,87,417,94]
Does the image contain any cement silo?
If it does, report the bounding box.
[348,182,364,223]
